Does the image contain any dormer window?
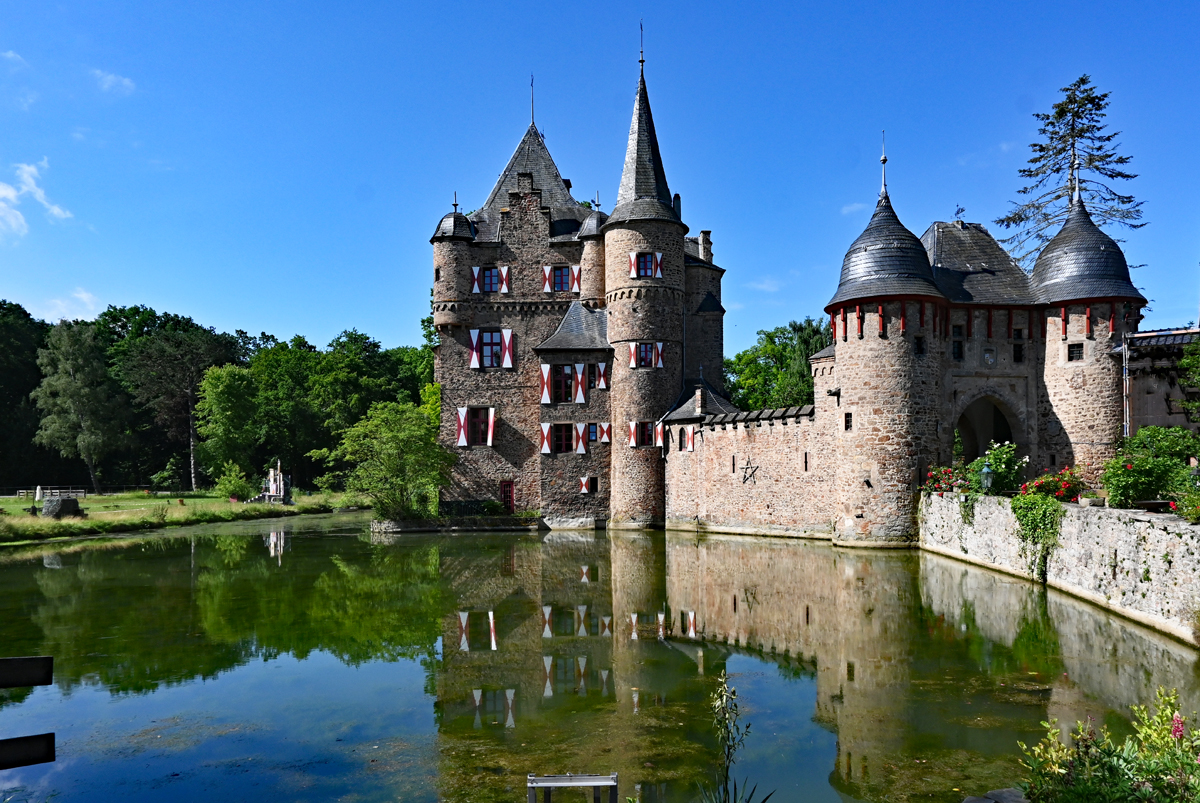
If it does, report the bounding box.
[636,253,654,277]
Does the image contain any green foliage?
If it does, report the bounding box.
[196,365,260,475]
[1022,466,1086,502]
[31,322,130,494]
[311,400,455,520]
[966,441,1029,494]
[702,671,774,803]
[149,455,185,492]
[214,461,257,501]
[1100,427,1199,509]
[995,74,1144,269]
[960,492,979,526]
[1019,687,1200,802]
[924,464,969,493]
[723,317,831,410]
[1120,426,1200,463]
[1011,493,1064,582]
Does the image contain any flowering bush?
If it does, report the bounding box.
[1102,454,1191,509]
[966,441,1029,494]
[1020,466,1085,503]
[923,465,969,494]
[1020,687,1200,802]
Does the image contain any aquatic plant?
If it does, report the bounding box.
[700,672,775,803]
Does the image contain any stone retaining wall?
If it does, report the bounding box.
[919,492,1200,644]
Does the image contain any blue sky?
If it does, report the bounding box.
[1,0,1197,354]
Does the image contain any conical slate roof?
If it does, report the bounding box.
[1031,197,1146,305]
[578,209,609,239]
[430,211,475,242]
[826,192,946,310]
[607,69,681,227]
[468,124,590,242]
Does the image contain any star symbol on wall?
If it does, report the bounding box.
[741,457,759,485]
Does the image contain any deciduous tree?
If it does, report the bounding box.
[723,318,832,411]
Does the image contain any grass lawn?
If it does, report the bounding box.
[0,491,367,544]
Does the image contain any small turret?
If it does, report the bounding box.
[1031,197,1146,306]
[431,209,476,330]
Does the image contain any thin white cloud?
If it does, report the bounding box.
[841,202,868,215]
[91,68,135,95]
[16,89,37,111]
[0,181,29,239]
[747,278,782,293]
[14,160,72,219]
[41,287,100,321]
[2,50,27,69]
[0,160,71,241]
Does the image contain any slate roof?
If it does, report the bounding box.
[533,301,610,351]
[468,124,591,242]
[920,221,1033,304]
[696,291,725,314]
[661,377,741,422]
[606,69,682,228]
[577,210,609,239]
[827,192,946,309]
[1031,198,1147,305]
[430,211,475,242]
[810,343,836,361]
[1113,328,1200,354]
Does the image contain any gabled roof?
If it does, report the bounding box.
[468,124,590,242]
[826,192,946,309]
[662,377,741,422]
[810,343,836,361]
[1031,197,1147,305]
[921,221,1033,305]
[696,292,725,314]
[534,301,610,351]
[607,69,681,227]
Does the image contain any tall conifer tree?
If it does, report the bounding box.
[995,75,1144,269]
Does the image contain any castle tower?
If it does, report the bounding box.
[430,209,475,330]
[824,165,947,543]
[1031,195,1146,477]
[578,209,609,306]
[602,65,687,528]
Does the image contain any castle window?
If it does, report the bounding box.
[637,421,655,446]
[587,363,598,389]
[952,325,964,339]
[587,476,599,494]
[804,452,809,472]
[435,268,440,282]
[1013,343,1025,363]
[467,408,490,446]
[913,336,926,356]
[732,455,736,473]
[481,266,500,292]
[952,340,964,361]
[1013,328,1024,341]
[678,428,686,451]
[551,423,573,453]
[1067,343,1083,362]
[480,330,503,367]
[636,253,655,277]
[637,343,655,368]
[552,266,570,292]
[551,365,573,403]
[844,412,853,431]
[588,423,598,442]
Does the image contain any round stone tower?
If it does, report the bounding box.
[578,209,608,307]
[430,210,476,331]
[602,66,687,528]
[1031,195,1146,477]
[824,172,947,543]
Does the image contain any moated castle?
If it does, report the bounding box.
[430,63,1161,542]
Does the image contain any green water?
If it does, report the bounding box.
[0,513,1197,802]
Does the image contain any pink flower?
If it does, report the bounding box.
[1172,714,1185,740]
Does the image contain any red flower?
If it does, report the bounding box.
[1055,490,1063,497]
[1170,501,1178,511]
[1126,464,1133,470]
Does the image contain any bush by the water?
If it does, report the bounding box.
[214,461,258,501]
[1020,687,1200,802]
[1101,426,1199,510]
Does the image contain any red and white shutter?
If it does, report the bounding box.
[458,611,469,651]
[600,616,611,637]
[468,330,481,369]
[487,408,495,447]
[687,424,695,452]
[501,329,513,368]
[653,252,663,278]
[542,656,553,697]
[471,266,481,293]
[654,422,664,447]
[630,612,639,640]
[573,363,586,403]
[575,423,587,454]
[598,423,611,443]
[498,266,510,294]
[579,476,589,494]
[628,252,637,278]
[628,421,638,447]
[687,611,697,638]
[570,265,581,293]
[596,362,608,389]
[456,407,469,447]
[542,605,552,638]
[539,364,551,404]
[542,266,552,293]
[539,423,551,454]
[655,342,664,368]
[628,343,637,369]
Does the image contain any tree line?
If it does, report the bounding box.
[0,300,434,494]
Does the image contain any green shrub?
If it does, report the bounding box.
[966,441,1029,494]
[214,461,257,501]
[1011,493,1065,582]
[1020,687,1200,802]
[1120,425,1200,463]
[924,464,969,493]
[1021,466,1085,502]
[1102,454,1191,509]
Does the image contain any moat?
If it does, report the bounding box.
[1,513,1197,802]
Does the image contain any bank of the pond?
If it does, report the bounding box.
[369,515,542,535]
[0,497,365,545]
[919,492,1200,646]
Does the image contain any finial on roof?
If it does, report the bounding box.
[1070,151,1081,203]
[639,19,645,69]
[880,130,888,198]
[595,191,602,211]
[530,74,535,125]
[954,204,965,220]
[452,191,458,213]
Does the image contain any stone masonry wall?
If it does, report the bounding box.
[920,492,1200,644]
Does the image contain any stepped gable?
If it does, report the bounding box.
[606,68,681,227]
[533,301,610,351]
[921,220,1032,304]
[468,123,590,242]
[826,191,946,309]
[1031,197,1146,305]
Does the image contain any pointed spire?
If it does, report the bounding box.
[880,130,888,198]
[610,61,679,226]
[530,73,535,125]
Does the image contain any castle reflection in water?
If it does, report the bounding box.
[372,529,1200,803]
